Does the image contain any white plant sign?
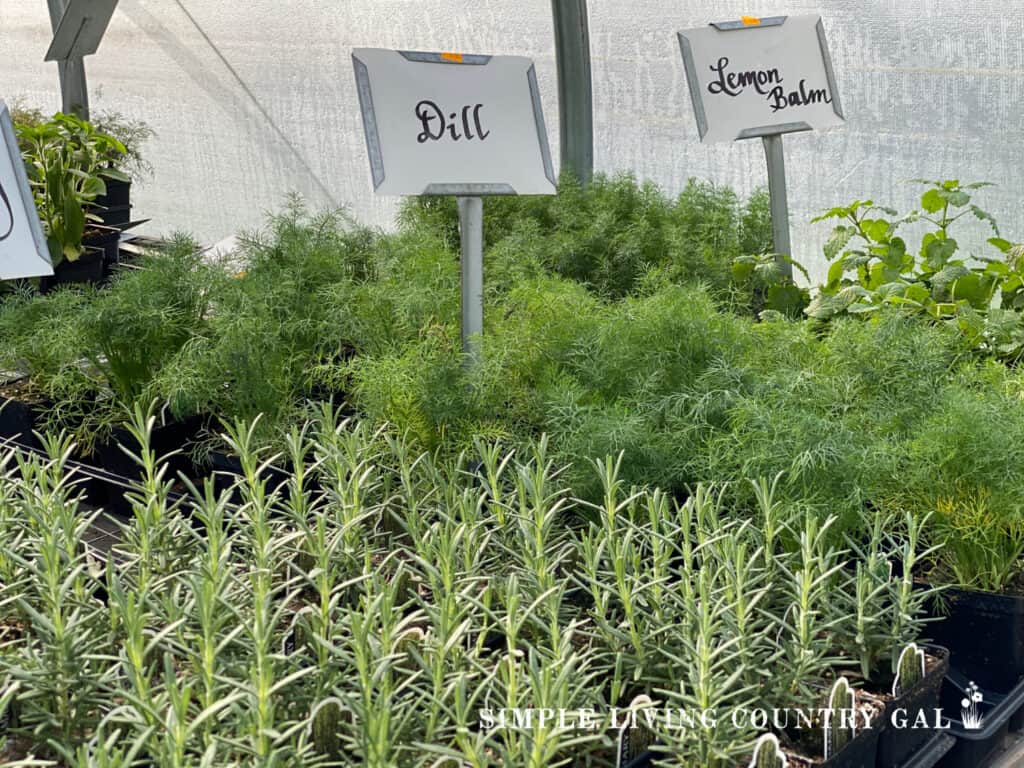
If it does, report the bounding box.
[351,48,556,196]
[0,101,53,280]
[678,15,844,143]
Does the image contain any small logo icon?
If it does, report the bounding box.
[961,682,984,730]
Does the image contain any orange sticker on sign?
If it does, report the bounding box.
[441,52,464,63]
[741,16,761,25]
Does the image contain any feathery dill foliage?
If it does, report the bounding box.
[150,202,382,447]
[0,411,932,767]
[400,172,770,299]
[5,178,1024,551]
[0,175,768,461]
[0,238,216,450]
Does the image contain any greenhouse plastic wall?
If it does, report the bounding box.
[2,0,1023,281]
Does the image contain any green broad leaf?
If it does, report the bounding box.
[921,188,946,213]
[847,301,881,314]
[888,295,925,311]
[866,262,891,290]
[731,260,755,282]
[942,179,961,190]
[826,258,846,289]
[989,237,1013,253]
[971,206,1000,235]
[811,200,872,223]
[951,273,996,309]
[766,284,807,317]
[81,176,106,199]
[46,234,63,265]
[101,167,131,183]
[924,238,958,269]
[753,259,783,283]
[1008,244,1024,271]
[931,263,971,290]
[939,188,971,207]
[955,308,986,336]
[903,283,931,304]
[837,284,872,302]
[864,219,891,242]
[1005,276,1024,292]
[64,194,85,243]
[986,260,1011,277]
[823,226,855,261]
[805,292,845,320]
[876,237,908,271]
[842,251,871,271]
[874,280,911,300]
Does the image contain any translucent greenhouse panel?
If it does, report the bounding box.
[2,0,1024,282]
[0,0,558,245]
[587,0,1024,281]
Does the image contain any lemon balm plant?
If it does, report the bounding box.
[806,180,1024,362]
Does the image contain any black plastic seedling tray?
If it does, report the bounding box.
[876,646,950,767]
[936,673,1024,768]
[898,731,955,768]
[927,586,1024,693]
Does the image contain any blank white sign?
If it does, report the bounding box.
[352,48,556,196]
[678,15,844,143]
[45,0,120,62]
[0,102,53,280]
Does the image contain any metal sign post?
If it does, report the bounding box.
[458,197,484,362]
[45,0,120,119]
[679,15,844,278]
[352,48,556,366]
[762,133,791,270]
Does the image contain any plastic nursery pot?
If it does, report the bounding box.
[818,723,881,768]
[935,675,1024,768]
[207,450,293,504]
[94,416,205,513]
[779,688,885,768]
[42,246,106,291]
[82,224,122,273]
[924,585,1024,693]
[619,749,654,768]
[93,177,131,210]
[898,730,956,768]
[875,646,951,768]
[0,382,49,453]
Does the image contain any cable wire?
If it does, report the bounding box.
[171,0,341,208]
